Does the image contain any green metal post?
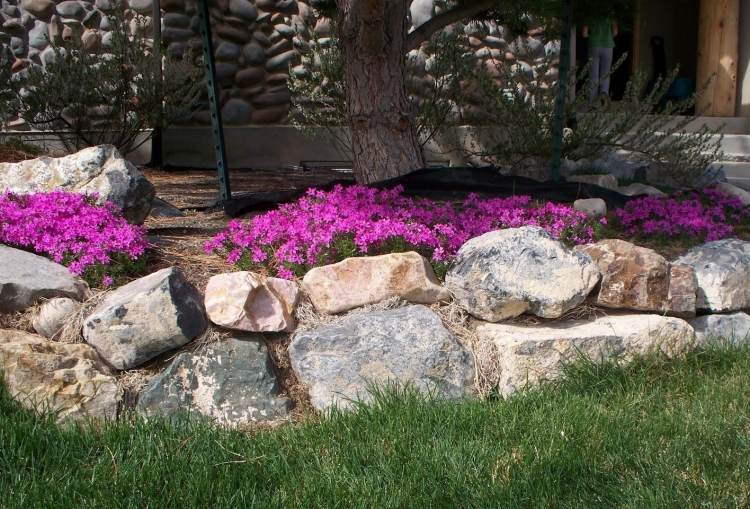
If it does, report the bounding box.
[549,0,572,183]
[197,0,231,202]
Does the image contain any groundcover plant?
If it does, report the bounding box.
[0,191,149,286]
[205,184,605,278]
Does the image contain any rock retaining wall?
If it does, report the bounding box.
[0,0,556,128]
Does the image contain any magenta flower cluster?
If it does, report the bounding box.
[205,184,604,279]
[0,191,149,277]
[615,186,749,241]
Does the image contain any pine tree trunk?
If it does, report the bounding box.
[339,0,425,184]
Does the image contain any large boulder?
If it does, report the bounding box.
[289,305,475,412]
[690,312,750,345]
[445,227,600,322]
[204,272,299,332]
[0,329,121,422]
[302,252,450,315]
[476,314,695,396]
[83,267,207,370]
[0,245,87,313]
[32,297,81,339]
[0,145,155,224]
[577,239,697,317]
[675,239,750,312]
[138,336,291,425]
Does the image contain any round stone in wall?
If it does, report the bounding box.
[228,0,256,21]
[55,1,85,20]
[127,0,153,15]
[221,98,252,124]
[21,0,56,21]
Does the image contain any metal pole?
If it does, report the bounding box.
[549,0,572,183]
[151,0,163,167]
[197,0,231,202]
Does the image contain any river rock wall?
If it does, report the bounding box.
[0,0,556,128]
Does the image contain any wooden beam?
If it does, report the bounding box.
[697,0,740,116]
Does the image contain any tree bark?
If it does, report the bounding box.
[338,0,424,184]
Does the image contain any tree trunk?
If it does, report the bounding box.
[339,0,425,184]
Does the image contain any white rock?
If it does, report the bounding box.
[32,297,80,339]
[476,314,695,396]
[409,0,434,28]
[675,239,750,312]
[574,198,607,217]
[445,227,600,321]
[690,312,750,345]
[0,145,155,223]
[204,272,299,332]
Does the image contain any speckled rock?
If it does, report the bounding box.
[675,239,750,312]
[446,227,600,321]
[83,267,207,370]
[0,145,155,223]
[289,305,475,412]
[137,336,291,425]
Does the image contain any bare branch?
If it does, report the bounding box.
[405,0,497,52]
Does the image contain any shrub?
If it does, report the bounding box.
[0,5,200,155]
[0,191,150,287]
[613,187,750,242]
[205,184,604,279]
[290,25,723,188]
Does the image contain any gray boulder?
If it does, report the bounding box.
[690,312,750,345]
[138,336,291,425]
[0,145,155,224]
[0,245,87,313]
[675,239,750,312]
[83,267,207,370]
[289,305,475,412]
[445,227,600,322]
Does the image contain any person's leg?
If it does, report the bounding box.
[589,47,601,103]
[598,47,614,97]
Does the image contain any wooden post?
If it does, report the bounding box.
[697,0,740,116]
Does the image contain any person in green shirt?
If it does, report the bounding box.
[582,17,619,103]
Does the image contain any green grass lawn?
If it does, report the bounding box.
[2,346,750,508]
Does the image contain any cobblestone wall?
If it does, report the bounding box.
[0,0,558,129]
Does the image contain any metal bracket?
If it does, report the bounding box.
[196,0,232,202]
